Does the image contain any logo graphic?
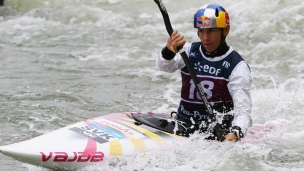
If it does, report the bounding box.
[90,122,125,139]
[225,13,229,25]
[222,61,230,69]
[189,52,196,58]
[40,151,104,162]
[88,118,146,139]
[194,62,203,71]
[69,125,116,144]
[196,16,211,28]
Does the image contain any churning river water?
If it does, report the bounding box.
[0,0,304,170]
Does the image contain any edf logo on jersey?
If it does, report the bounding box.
[193,61,231,76]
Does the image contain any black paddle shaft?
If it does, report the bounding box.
[153,0,214,121]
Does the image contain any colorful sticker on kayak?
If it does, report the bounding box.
[87,118,146,139]
[69,125,117,144]
[89,122,125,139]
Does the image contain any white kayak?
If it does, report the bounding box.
[0,112,285,170]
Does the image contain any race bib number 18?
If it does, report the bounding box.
[189,79,214,100]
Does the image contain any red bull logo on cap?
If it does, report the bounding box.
[196,15,212,28]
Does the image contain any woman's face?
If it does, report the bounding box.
[198,26,230,52]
